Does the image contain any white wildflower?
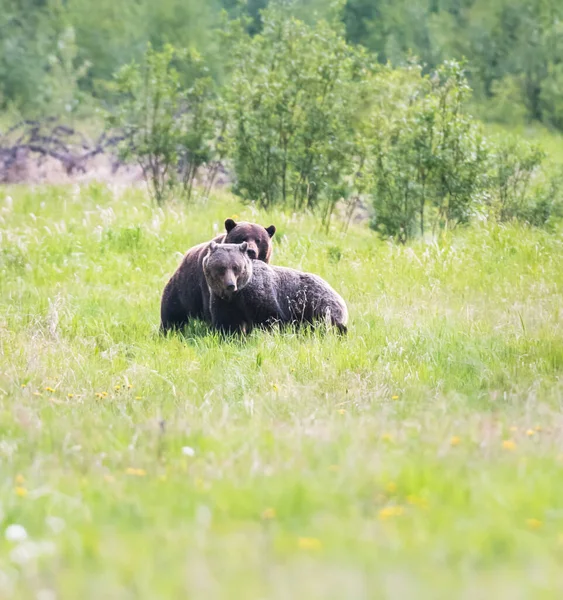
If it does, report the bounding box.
[5,524,27,542]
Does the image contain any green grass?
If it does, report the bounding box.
[1,184,563,599]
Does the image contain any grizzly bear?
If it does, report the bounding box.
[160,219,276,331]
[202,242,348,334]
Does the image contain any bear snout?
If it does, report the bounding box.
[246,242,258,260]
[221,274,238,299]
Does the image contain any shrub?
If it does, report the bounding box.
[108,44,217,204]
[488,136,563,227]
[369,60,488,242]
[223,2,368,221]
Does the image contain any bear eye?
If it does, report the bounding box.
[218,267,226,276]
[233,266,239,275]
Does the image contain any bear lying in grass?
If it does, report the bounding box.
[203,242,348,335]
[160,219,276,331]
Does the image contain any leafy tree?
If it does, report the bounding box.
[224,2,368,221]
[487,137,563,226]
[0,0,57,114]
[107,44,217,204]
[40,26,92,119]
[369,61,488,242]
[343,0,563,131]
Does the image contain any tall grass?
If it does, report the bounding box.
[1,184,563,598]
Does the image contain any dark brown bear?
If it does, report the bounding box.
[202,242,348,335]
[160,219,276,331]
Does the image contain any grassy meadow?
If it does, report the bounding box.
[1,184,563,598]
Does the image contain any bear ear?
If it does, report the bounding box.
[209,241,218,253]
[266,225,276,238]
[239,242,248,254]
[225,218,237,233]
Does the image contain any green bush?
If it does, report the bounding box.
[488,136,563,227]
[223,3,367,221]
[368,61,488,242]
[107,44,217,204]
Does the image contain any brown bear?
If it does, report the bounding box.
[160,219,276,331]
[202,242,348,335]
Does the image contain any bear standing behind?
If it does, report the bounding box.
[160,219,275,331]
[203,242,348,334]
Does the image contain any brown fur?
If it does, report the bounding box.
[160,219,275,331]
[203,242,348,335]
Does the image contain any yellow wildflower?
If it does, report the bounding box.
[44,387,55,393]
[261,508,276,520]
[392,395,399,400]
[502,440,516,451]
[450,436,461,447]
[298,537,322,550]
[271,383,279,392]
[15,487,27,497]
[95,393,103,399]
[20,384,26,389]
[535,425,542,432]
[127,384,133,389]
[114,385,121,391]
[385,482,397,493]
[15,474,25,485]
[337,409,346,415]
[526,429,536,437]
[67,393,74,399]
[378,506,403,520]
[381,433,394,443]
[526,518,542,530]
[135,396,143,400]
[125,468,146,477]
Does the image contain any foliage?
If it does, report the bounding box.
[368,61,489,242]
[2,0,563,135]
[108,44,183,204]
[176,51,217,201]
[1,0,562,234]
[342,0,563,131]
[2,186,563,597]
[0,0,221,116]
[0,0,56,115]
[40,26,92,120]
[223,3,365,221]
[220,11,560,240]
[488,137,563,227]
[108,44,217,204]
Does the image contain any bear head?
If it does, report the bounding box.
[203,242,253,301]
[223,219,276,262]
